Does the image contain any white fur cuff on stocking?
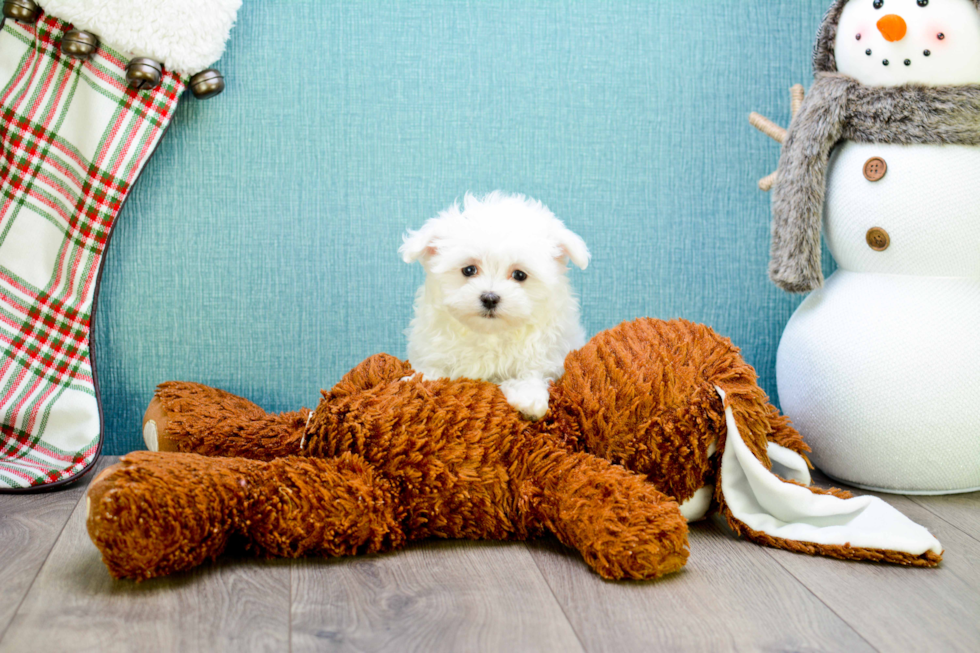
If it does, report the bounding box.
[39,0,241,74]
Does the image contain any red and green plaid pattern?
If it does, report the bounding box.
[0,13,185,489]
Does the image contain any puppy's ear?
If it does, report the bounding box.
[400,221,441,264]
[555,227,590,270]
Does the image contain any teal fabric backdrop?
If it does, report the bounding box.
[95,0,836,454]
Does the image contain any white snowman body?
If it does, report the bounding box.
[775,0,980,493]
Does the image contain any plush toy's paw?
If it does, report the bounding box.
[86,452,258,581]
[142,396,175,452]
[499,377,550,420]
[533,447,690,580]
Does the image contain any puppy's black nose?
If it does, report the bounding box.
[480,292,500,310]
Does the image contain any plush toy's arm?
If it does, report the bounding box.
[143,382,309,460]
[87,451,406,580]
[524,441,689,580]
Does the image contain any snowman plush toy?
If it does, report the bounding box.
[765,0,980,494]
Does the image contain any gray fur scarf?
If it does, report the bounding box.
[770,75,980,293]
[769,0,980,293]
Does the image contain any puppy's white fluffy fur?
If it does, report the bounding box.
[400,192,589,419]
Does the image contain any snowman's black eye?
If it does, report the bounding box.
[873,0,884,9]
[917,0,929,6]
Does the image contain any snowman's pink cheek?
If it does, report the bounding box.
[923,23,951,49]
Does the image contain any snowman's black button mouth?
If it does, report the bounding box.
[883,59,890,66]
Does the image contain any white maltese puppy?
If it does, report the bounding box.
[400,192,590,419]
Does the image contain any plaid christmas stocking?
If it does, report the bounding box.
[0,1,240,491]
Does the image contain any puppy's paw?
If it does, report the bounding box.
[499,378,551,420]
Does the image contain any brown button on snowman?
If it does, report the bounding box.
[753,0,980,494]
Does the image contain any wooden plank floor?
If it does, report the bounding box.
[1,458,978,653]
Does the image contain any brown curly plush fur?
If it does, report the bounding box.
[86,318,939,581]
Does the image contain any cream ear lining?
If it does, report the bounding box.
[715,386,942,556]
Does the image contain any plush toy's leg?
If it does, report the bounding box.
[714,387,943,567]
[87,451,405,581]
[245,453,406,559]
[525,443,689,580]
[142,382,309,460]
[86,452,262,580]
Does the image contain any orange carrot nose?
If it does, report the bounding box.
[877,14,907,42]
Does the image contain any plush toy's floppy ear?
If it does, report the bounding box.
[399,220,441,264]
[556,227,591,270]
[714,386,943,565]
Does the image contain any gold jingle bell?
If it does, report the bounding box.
[61,30,99,60]
[126,57,162,91]
[189,69,225,100]
[2,0,40,22]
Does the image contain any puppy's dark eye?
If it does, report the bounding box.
[512,270,528,282]
[462,265,478,277]
[874,0,884,8]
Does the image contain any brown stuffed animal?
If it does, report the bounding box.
[86,318,942,581]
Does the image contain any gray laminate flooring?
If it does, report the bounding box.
[0,458,977,653]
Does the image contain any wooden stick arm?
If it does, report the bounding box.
[758,171,778,192]
[790,84,805,118]
[749,113,786,144]
[751,85,805,193]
